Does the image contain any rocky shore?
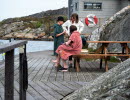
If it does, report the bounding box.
[0,7,68,41]
[0,21,54,40]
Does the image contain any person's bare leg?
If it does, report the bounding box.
[52,59,57,63]
[62,59,68,68]
[56,54,61,66]
[52,54,61,67]
[58,59,68,72]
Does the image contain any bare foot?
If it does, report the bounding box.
[52,60,57,63]
[54,63,60,67]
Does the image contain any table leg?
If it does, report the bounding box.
[100,59,103,69]
[77,58,80,68]
[74,58,76,69]
[100,49,104,69]
[100,43,109,69]
[121,43,125,54]
[125,45,129,54]
[105,57,108,72]
[120,43,129,61]
[76,57,80,72]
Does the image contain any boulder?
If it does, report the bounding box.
[23,27,31,33]
[33,36,38,39]
[0,30,4,36]
[13,33,20,38]
[48,36,53,40]
[38,32,46,38]
[0,21,25,35]
[63,58,130,100]
[40,32,46,36]
[15,33,25,38]
[88,6,130,52]
[88,28,100,49]
[42,36,48,39]
[24,33,34,39]
[3,34,13,38]
[35,28,44,34]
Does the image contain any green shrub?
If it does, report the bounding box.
[85,58,94,61]
[27,21,42,28]
[109,56,120,62]
[35,21,42,28]
[88,48,97,52]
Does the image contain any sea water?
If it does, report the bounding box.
[0,40,53,60]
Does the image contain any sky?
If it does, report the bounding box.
[0,0,68,21]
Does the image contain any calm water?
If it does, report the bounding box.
[0,40,54,60]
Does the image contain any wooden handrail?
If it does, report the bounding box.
[0,40,27,53]
[0,40,28,100]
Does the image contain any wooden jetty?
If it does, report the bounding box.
[0,41,119,100]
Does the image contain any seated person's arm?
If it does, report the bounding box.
[65,39,72,46]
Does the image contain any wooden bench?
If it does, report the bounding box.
[73,53,130,72]
[72,41,130,72]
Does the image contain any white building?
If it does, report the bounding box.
[68,0,130,33]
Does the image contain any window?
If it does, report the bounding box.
[75,2,79,11]
[84,2,102,10]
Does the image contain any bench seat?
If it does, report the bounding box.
[73,53,130,72]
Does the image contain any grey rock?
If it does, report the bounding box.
[0,21,25,35]
[0,21,45,39]
[88,6,130,52]
[63,58,130,100]
[88,28,100,49]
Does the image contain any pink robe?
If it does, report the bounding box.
[56,31,82,60]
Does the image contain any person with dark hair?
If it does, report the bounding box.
[62,13,84,36]
[52,16,66,67]
[55,25,82,72]
[62,13,85,68]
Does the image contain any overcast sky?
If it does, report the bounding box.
[0,0,68,21]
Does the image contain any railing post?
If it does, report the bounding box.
[5,49,14,100]
[19,44,28,100]
[23,44,28,90]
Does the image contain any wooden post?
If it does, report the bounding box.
[74,58,76,69]
[76,57,80,72]
[100,43,109,69]
[19,45,27,100]
[77,58,80,68]
[5,49,14,100]
[121,43,125,54]
[121,43,127,61]
[105,57,108,72]
[23,44,28,90]
[100,49,103,69]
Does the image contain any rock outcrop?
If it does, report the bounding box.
[89,6,130,52]
[0,21,50,40]
[0,7,68,40]
[63,58,130,100]
[29,7,68,18]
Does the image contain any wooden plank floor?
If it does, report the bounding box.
[0,51,119,100]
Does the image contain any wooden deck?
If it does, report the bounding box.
[0,51,118,100]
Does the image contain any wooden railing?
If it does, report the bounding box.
[0,40,28,100]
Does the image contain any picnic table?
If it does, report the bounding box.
[73,41,130,72]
